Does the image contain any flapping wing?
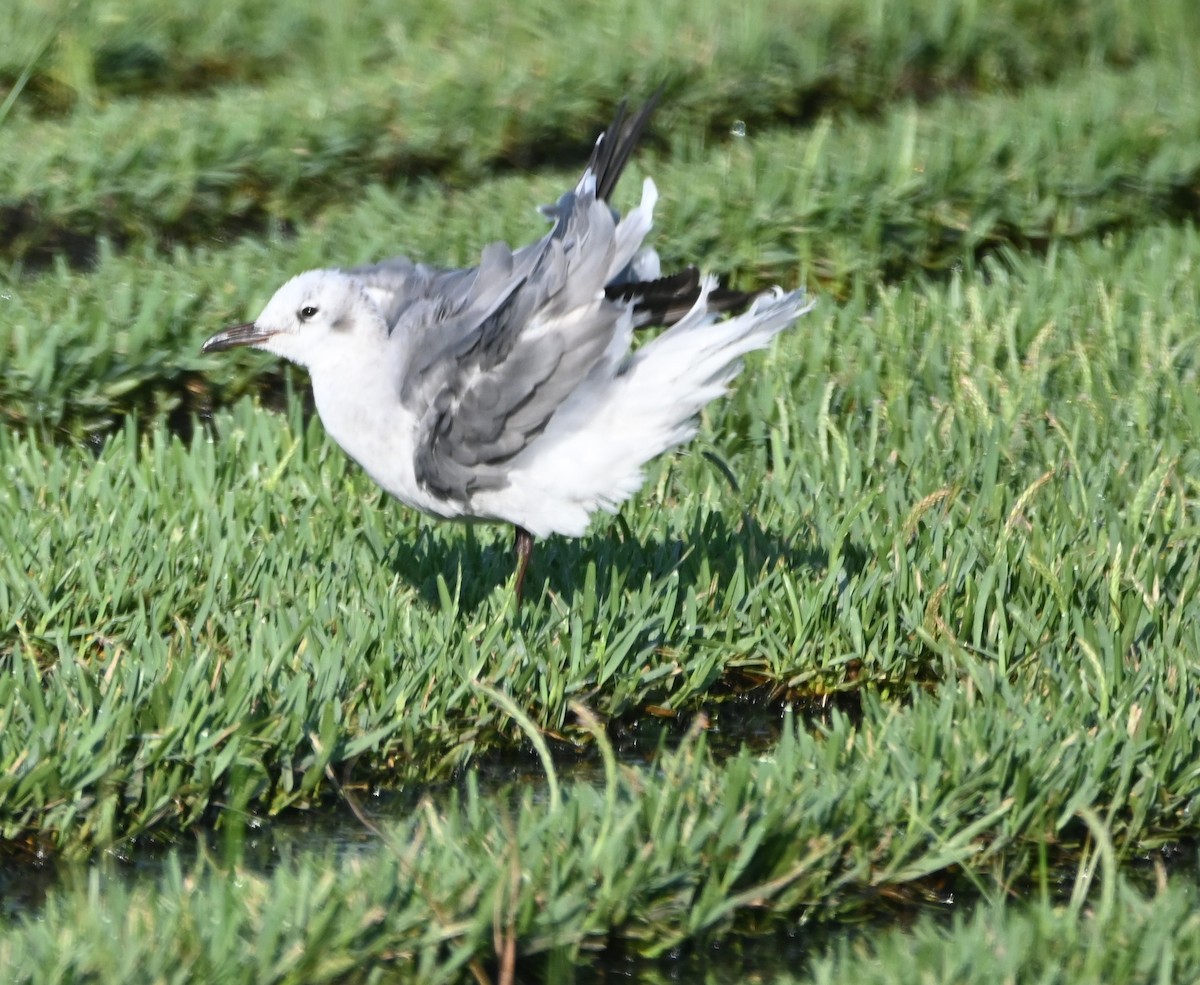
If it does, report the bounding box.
[352,94,662,508]
[352,91,662,336]
[401,180,656,506]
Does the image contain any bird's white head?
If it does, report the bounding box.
[201,269,385,370]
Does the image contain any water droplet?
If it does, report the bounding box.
[731,120,746,138]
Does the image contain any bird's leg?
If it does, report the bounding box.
[512,526,535,608]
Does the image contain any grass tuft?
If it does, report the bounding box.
[2,0,1200,978]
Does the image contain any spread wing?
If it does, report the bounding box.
[349,91,664,336]
[400,185,654,505]
[352,93,692,509]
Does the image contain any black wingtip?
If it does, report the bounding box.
[606,266,761,328]
[586,85,665,203]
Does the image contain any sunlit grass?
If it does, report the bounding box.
[2,0,1200,979]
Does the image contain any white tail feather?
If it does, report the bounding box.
[492,283,814,536]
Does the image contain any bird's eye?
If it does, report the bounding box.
[298,305,319,321]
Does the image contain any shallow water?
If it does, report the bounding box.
[0,699,829,944]
[3,703,1197,982]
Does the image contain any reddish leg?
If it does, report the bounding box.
[513,526,535,608]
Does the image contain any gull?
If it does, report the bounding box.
[202,95,814,606]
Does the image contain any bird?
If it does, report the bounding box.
[201,94,814,606]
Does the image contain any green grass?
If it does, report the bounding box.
[807,875,1200,985]
[3,0,1200,980]
[1,713,1197,982]
[2,0,1172,111]
[2,0,1194,264]
[6,54,1200,436]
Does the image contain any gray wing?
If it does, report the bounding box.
[402,196,631,507]
[362,93,665,508]
[348,241,567,334]
[348,256,477,331]
[353,91,663,334]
